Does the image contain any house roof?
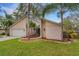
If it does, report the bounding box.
[9,16,26,28]
[9,16,61,28]
[42,18,61,26]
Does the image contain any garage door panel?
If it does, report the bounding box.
[12,29,26,37]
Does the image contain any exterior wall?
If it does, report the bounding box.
[10,17,62,40]
[10,18,27,37]
[10,18,41,37]
[32,19,41,26]
[29,28,36,35]
[0,29,5,34]
[45,21,62,40]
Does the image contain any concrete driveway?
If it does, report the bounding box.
[0,36,19,41]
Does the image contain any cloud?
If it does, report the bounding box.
[2,7,15,14]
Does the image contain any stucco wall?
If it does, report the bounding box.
[10,18,27,37]
[10,18,41,37]
[0,29,5,34]
[45,21,62,40]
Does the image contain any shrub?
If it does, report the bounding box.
[70,32,77,39]
[63,30,77,39]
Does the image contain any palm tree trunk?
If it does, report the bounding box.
[5,28,9,36]
[5,29,7,36]
[26,3,31,40]
[60,3,64,41]
[40,18,43,38]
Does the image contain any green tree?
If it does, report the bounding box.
[13,3,27,20]
[28,4,47,38]
[29,21,36,29]
[63,19,72,31]
[1,11,14,36]
[24,3,44,39]
[63,19,77,39]
[1,19,13,36]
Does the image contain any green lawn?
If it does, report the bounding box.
[0,39,79,56]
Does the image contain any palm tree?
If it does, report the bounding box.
[24,3,45,40]
[0,7,14,36]
[13,3,27,20]
[1,11,14,36]
[28,4,47,39]
[1,19,13,36]
[26,3,30,40]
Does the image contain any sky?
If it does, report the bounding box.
[0,3,70,23]
[0,3,18,16]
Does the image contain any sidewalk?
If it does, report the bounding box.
[0,36,19,41]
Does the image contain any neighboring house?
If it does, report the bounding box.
[9,16,62,40]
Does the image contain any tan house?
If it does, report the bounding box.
[9,16,40,37]
[9,16,62,40]
[41,19,62,40]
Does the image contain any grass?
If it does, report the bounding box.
[0,38,79,56]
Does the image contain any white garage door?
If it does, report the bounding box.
[11,29,26,37]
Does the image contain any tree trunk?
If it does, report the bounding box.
[60,3,64,41]
[5,28,9,36]
[5,29,7,36]
[26,3,31,40]
[40,19,43,38]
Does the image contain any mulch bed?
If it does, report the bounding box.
[22,35,39,38]
[21,35,40,42]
